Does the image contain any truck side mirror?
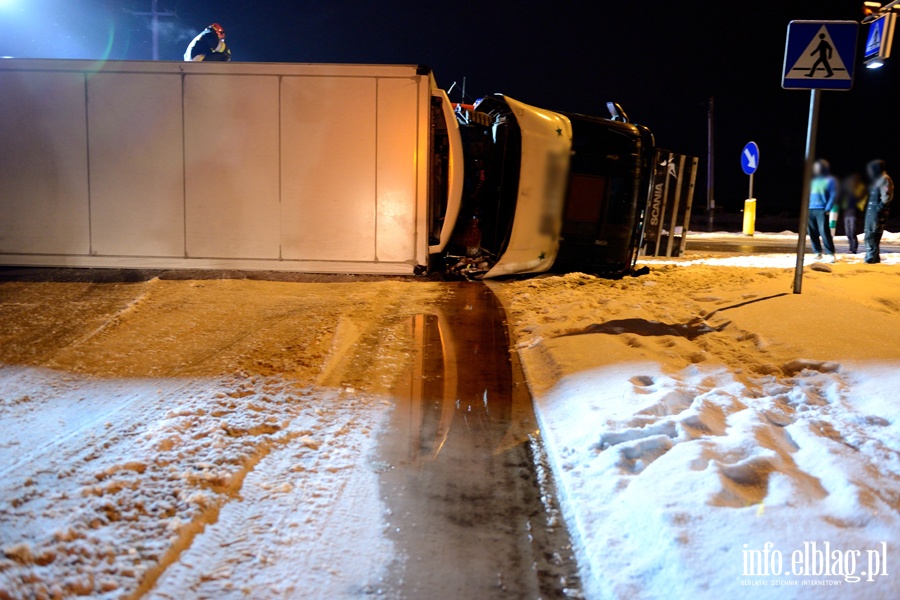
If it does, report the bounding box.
[606,102,630,123]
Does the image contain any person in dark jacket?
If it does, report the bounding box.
[184,23,231,62]
[864,159,895,264]
[808,159,837,262]
[841,173,867,254]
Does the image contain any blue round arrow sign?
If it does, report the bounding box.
[741,141,760,176]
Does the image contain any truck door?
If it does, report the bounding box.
[428,89,464,255]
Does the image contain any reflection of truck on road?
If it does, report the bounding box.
[0,60,692,276]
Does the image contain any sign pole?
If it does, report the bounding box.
[707,97,715,232]
[793,89,821,294]
[740,141,760,236]
[783,20,856,292]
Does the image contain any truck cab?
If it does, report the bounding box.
[429,91,655,279]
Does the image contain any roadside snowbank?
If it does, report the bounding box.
[491,264,900,599]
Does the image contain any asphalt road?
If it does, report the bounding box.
[377,283,581,599]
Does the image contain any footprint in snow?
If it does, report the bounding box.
[782,359,840,377]
[630,375,654,388]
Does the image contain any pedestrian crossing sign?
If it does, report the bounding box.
[864,13,896,64]
[866,18,885,59]
[783,21,858,90]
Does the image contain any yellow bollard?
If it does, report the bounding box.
[742,198,757,236]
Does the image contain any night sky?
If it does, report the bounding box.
[2,0,899,216]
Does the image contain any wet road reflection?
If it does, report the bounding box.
[378,283,581,599]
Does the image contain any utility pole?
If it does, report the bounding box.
[129,0,176,60]
[707,96,715,231]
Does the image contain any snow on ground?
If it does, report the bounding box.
[0,277,443,598]
[689,229,900,244]
[647,252,900,269]
[688,230,805,242]
[490,260,900,599]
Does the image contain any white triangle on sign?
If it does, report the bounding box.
[787,25,851,80]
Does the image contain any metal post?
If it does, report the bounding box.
[665,155,686,258]
[707,97,715,231]
[793,89,821,294]
[748,173,754,201]
[654,152,674,257]
[678,157,700,256]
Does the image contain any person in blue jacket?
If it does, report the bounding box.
[808,159,837,262]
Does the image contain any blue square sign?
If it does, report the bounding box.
[783,21,858,90]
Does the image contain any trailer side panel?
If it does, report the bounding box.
[0,60,429,274]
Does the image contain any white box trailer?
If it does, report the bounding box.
[0,59,464,274]
[1,58,671,278]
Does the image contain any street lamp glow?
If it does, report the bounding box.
[867,60,885,68]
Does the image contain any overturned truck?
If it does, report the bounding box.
[0,60,695,277]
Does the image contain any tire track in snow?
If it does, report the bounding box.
[130,427,306,599]
[0,378,194,481]
[141,293,434,598]
[145,394,392,599]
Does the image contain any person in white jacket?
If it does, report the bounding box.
[184,23,231,62]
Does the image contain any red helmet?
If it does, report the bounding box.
[210,23,225,39]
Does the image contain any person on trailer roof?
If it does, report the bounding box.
[184,23,231,62]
